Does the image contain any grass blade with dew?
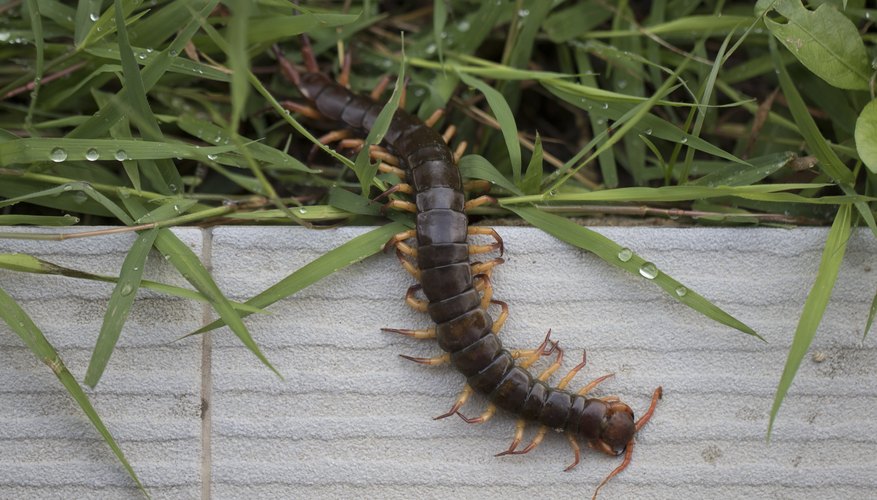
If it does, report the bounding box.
[84,228,159,387]
[508,206,760,338]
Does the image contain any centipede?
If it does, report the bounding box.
[274,36,662,499]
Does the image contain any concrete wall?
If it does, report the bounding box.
[1,227,875,499]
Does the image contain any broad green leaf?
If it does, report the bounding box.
[756,0,870,90]
[855,99,877,174]
[85,228,159,387]
[768,204,852,437]
[507,206,760,338]
[458,72,522,183]
[191,222,408,335]
[0,286,145,494]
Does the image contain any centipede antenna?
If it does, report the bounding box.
[273,44,301,87]
[299,33,320,73]
[636,386,663,431]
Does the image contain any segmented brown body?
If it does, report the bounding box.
[295,72,638,455]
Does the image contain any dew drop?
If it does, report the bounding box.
[639,262,659,280]
[137,52,147,60]
[518,8,530,17]
[675,286,688,297]
[63,185,73,191]
[425,43,437,55]
[168,183,178,192]
[72,191,88,204]
[169,49,179,56]
[0,32,9,42]
[207,153,218,160]
[601,103,609,110]
[644,128,653,135]
[49,147,67,162]
[298,207,307,214]
[617,247,633,262]
[457,20,471,32]
[114,149,128,161]
[680,137,688,143]
[173,204,180,213]
[617,80,628,89]
[596,118,606,126]
[120,284,134,296]
[85,148,100,161]
[89,12,99,21]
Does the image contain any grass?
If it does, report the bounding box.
[0,0,875,493]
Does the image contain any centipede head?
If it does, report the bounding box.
[600,401,636,455]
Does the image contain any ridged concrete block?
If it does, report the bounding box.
[3,226,876,499]
[208,227,877,500]
[0,228,204,500]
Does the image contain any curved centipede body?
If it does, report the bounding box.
[275,40,661,499]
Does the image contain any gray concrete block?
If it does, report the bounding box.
[3,225,876,499]
[208,226,877,500]
[0,228,204,499]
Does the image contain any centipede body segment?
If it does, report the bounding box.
[275,38,661,499]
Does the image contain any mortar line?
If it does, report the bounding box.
[200,228,214,500]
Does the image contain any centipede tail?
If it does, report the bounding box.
[275,38,660,498]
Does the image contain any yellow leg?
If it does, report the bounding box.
[378,163,407,179]
[564,433,582,472]
[405,284,428,312]
[434,384,473,420]
[370,74,391,100]
[454,141,467,162]
[381,325,435,339]
[442,124,457,144]
[471,258,504,277]
[395,249,420,280]
[399,352,450,366]
[384,229,416,253]
[464,195,497,212]
[424,108,444,127]
[490,300,509,334]
[384,199,418,213]
[456,403,496,424]
[467,227,504,255]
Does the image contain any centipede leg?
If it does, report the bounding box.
[338,50,352,88]
[405,284,428,312]
[564,433,582,472]
[434,385,473,420]
[424,108,444,127]
[379,163,407,179]
[308,129,353,163]
[442,124,457,144]
[490,300,509,334]
[464,195,498,212]
[471,258,505,278]
[384,229,416,253]
[454,141,467,163]
[468,227,504,256]
[382,325,435,340]
[278,100,323,120]
[396,249,420,280]
[399,352,450,366]
[370,74,392,100]
[473,274,493,309]
[463,180,492,194]
[384,199,418,213]
[591,387,663,500]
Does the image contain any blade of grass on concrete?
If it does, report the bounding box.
[191,222,408,335]
[121,198,280,377]
[508,206,760,338]
[768,203,852,438]
[0,253,264,314]
[865,289,877,341]
[0,286,146,495]
[85,228,158,387]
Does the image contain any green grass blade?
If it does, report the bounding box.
[121,198,280,377]
[520,134,543,195]
[767,203,852,438]
[865,288,877,341]
[84,228,159,387]
[0,215,80,226]
[74,0,102,46]
[458,154,523,195]
[354,56,405,196]
[191,222,408,335]
[0,253,265,314]
[508,206,760,338]
[0,286,146,495]
[226,0,250,129]
[458,71,522,183]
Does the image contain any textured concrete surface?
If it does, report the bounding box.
[0,228,204,500]
[2,226,876,499]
